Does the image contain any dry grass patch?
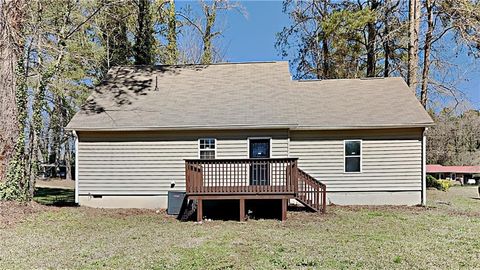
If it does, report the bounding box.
[0,186,479,269]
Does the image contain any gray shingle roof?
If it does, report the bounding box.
[66,61,433,131]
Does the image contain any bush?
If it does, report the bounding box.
[437,180,453,191]
[426,175,438,188]
[426,175,453,191]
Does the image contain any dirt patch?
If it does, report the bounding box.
[80,207,160,218]
[0,201,51,229]
[331,204,428,213]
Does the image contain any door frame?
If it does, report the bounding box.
[247,137,272,158]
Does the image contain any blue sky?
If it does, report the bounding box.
[177,0,479,110]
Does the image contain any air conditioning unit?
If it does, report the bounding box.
[167,191,186,215]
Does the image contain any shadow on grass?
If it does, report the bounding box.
[178,199,312,222]
[34,187,77,207]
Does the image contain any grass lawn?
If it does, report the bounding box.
[0,186,479,269]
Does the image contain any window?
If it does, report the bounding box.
[199,138,216,159]
[344,140,361,173]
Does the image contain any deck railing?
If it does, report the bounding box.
[185,158,298,195]
[296,168,327,213]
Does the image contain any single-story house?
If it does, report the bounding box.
[427,164,480,185]
[66,61,434,220]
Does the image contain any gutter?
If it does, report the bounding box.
[66,123,434,132]
[73,130,79,204]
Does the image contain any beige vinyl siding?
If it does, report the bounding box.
[77,130,289,195]
[78,141,197,195]
[216,139,247,158]
[272,138,289,157]
[289,128,423,192]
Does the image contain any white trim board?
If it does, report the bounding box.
[74,130,79,204]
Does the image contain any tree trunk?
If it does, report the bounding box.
[421,0,434,108]
[201,1,217,65]
[0,0,25,181]
[322,37,329,79]
[383,30,390,77]
[65,135,72,181]
[321,0,329,79]
[165,0,177,65]
[407,0,421,92]
[366,0,379,77]
[383,0,392,77]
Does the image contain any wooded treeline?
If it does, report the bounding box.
[276,0,480,166]
[276,0,480,108]
[427,109,480,166]
[0,0,241,200]
[0,0,479,201]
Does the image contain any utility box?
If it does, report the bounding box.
[167,191,186,215]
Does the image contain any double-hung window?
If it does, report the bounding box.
[344,140,362,173]
[199,138,216,159]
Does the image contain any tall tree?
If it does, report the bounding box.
[276,0,378,79]
[276,0,335,79]
[366,0,380,77]
[98,0,132,69]
[420,0,435,108]
[177,0,243,64]
[134,0,155,65]
[200,0,218,64]
[1,0,107,200]
[417,0,480,108]
[379,0,402,77]
[164,0,178,65]
[407,0,421,91]
[0,0,26,181]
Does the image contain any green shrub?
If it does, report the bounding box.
[426,175,438,188]
[0,181,23,201]
[426,175,453,191]
[437,179,453,191]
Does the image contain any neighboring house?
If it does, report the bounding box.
[427,164,480,185]
[66,62,434,221]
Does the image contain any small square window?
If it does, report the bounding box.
[199,138,216,159]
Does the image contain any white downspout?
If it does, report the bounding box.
[73,130,79,204]
[422,128,427,206]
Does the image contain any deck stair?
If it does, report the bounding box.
[294,168,326,213]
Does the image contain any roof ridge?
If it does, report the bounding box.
[113,61,287,69]
[296,76,403,82]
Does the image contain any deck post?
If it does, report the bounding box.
[239,198,245,221]
[322,185,327,213]
[197,199,203,222]
[281,198,287,221]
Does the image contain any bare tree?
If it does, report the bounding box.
[420,0,435,108]
[407,0,421,91]
[178,0,246,64]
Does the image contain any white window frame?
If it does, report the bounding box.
[344,139,362,173]
[198,138,217,159]
[247,137,272,158]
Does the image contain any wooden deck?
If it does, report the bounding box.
[185,158,326,221]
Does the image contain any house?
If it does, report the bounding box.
[66,61,434,221]
[427,164,480,185]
